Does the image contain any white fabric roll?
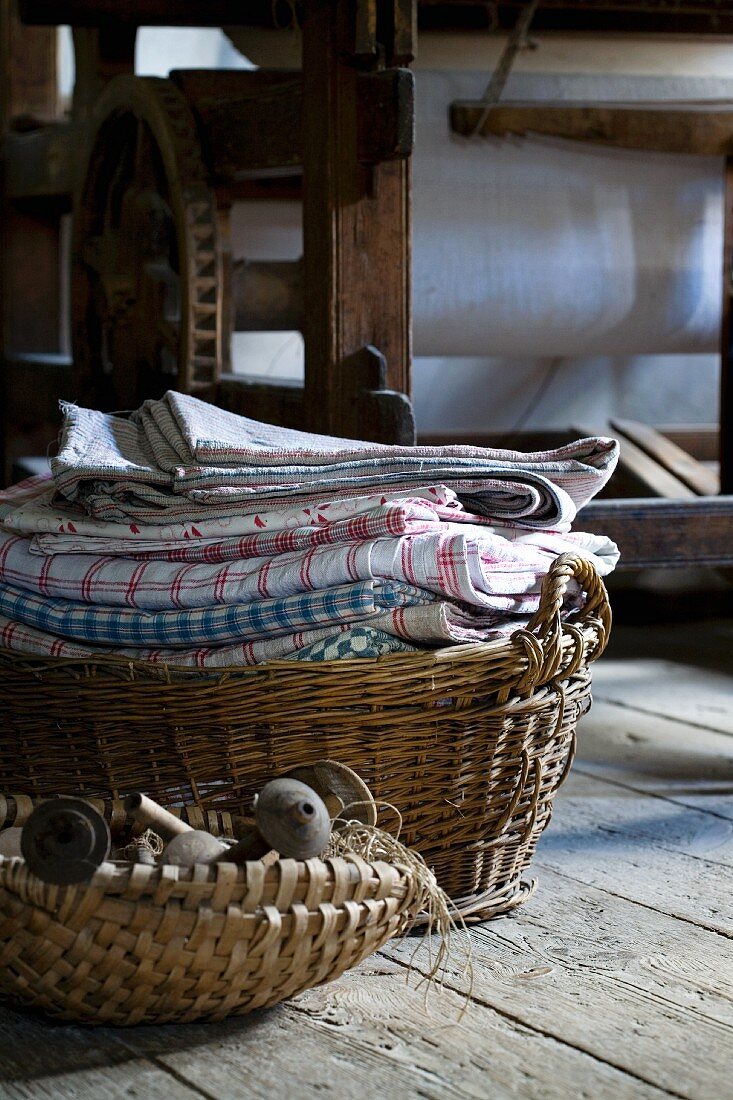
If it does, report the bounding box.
[412,70,723,357]
[230,70,727,359]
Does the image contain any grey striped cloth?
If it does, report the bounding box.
[51,392,619,529]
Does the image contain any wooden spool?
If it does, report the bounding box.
[123,792,193,840]
[252,778,331,860]
[162,830,226,866]
[20,797,111,884]
[283,760,378,829]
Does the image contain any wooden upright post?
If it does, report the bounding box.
[301,0,414,443]
[721,157,733,494]
[1,0,61,484]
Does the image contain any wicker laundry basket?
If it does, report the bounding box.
[0,553,610,919]
[0,797,421,1026]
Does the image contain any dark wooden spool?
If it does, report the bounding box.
[20,796,111,884]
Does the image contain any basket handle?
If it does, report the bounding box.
[523,552,612,684]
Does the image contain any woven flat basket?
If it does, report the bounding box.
[0,798,420,1026]
[0,552,610,919]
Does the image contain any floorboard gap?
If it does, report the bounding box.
[573,765,733,825]
[379,949,684,1100]
[109,1038,220,1100]
[532,863,733,938]
[591,695,733,738]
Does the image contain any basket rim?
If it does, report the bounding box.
[0,849,412,905]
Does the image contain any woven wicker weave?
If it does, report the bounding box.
[0,552,610,919]
[0,798,420,1026]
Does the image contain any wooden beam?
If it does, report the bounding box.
[722,156,733,494]
[171,67,413,182]
[1,2,63,483]
[578,496,733,569]
[450,101,733,156]
[573,423,695,500]
[301,0,414,442]
[217,372,305,431]
[3,123,79,202]
[170,70,303,177]
[356,69,414,163]
[3,2,56,123]
[19,0,286,26]
[1,353,70,485]
[610,418,719,497]
[421,2,733,35]
[655,425,718,463]
[218,349,415,446]
[71,26,136,124]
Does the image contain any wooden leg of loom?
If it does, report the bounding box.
[301,0,415,444]
[720,156,733,494]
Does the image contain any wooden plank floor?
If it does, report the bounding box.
[1,618,731,1100]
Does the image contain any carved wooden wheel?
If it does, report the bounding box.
[72,74,226,410]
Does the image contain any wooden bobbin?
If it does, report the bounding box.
[162,830,226,866]
[253,778,332,860]
[123,793,193,840]
[284,760,378,829]
[20,797,111,885]
[218,827,272,864]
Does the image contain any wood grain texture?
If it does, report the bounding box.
[450,101,733,156]
[578,497,733,569]
[0,1004,205,1098]
[383,869,733,1099]
[593,623,733,735]
[576,699,733,821]
[301,0,412,441]
[111,965,674,1100]
[611,419,719,497]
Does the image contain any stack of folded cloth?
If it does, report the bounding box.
[0,392,620,667]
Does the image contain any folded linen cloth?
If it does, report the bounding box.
[282,628,417,662]
[0,523,617,614]
[0,615,417,666]
[51,394,619,528]
[26,502,613,567]
[1,481,463,540]
[0,578,435,648]
[0,590,525,664]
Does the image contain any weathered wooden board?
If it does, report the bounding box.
[580,497,733,569]
[301,1,412,442]
[593,627,733,736]
[610,419,719,497]
[450,100,733,156]
[576,698,733,822]
[535,768,733,934]
[0,1004,203,1098]
[112,963,673,1100]
[383,868,733,1099]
